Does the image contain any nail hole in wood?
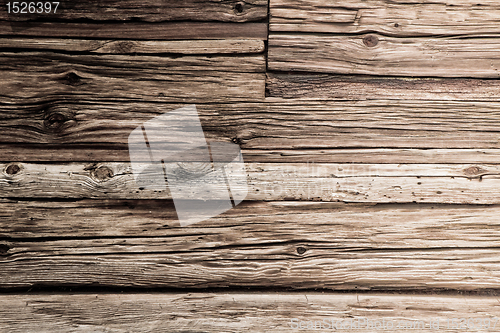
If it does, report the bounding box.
[297,247,307,255]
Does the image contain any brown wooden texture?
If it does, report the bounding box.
[0,162,500,204]
[269,1,500,76]
[0,0,268,22]
[0,21,268,40]
[1,293,500,332]
[270,0,500,35]
[0,38,266,54]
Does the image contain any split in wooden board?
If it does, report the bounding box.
[1,293,500,332]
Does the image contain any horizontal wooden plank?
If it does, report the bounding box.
[0,22,268,40]
[270,0,500,36]
[1,98,500,161]
[4,147,500,164]
[0,0,267,23]
[0,38,265,54]
[4,233,500,289]
[1,162,500,203]
[1,199,500,245]
[0,53,265,104]
[266,73,500,100]
[269,34,500,77]
[2,293,500,332]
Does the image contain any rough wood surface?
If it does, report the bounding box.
[1,98,500,161]
[1,293,500,332]
[0,22,268,40]
[0,0,267,22]
[266,73,500,100]
[269,34,500,77]
[1,162,500,204]
[4,231,500,289]
[270,0,500,36]
[0,38,265,54]
[0,53,265,104]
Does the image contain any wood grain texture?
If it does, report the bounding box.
[270,0,500,36]
[4,230,500,289]
[0,22,268,40]
[0,0,267,22]
[1,199,500,246]
[0,38,265,54]
[1,293,500,332]
[269,34,500,77]
[266,73,500,100]
[1,162,500,204]
[0,53,265,104]
[1,98,500,162]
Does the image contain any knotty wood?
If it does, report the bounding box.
[270,0,500,36]
[0,53,265,104]
[1,293,499,332]
[0,0,267,22]
[269,34,500,77]
[0,22,268,40]
[1,162,500,204]
[0,38,265,54]
[1,98,500,161]
[4,234,500,290]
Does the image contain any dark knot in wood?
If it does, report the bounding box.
[5,163,21,176]
[91,166,114,182]
[363,34,379,47]
[44,113,69,133]
[297,246,307,255]
[64,72,83,86]
[0,244,10,255]
[234,2,245,14]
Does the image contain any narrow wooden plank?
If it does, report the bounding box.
[0,53,265,104]
[0,0,267,22]
[0,22,268,40]
[268,34,500,77]
[1,162,500,203]
[0,38,265,54]
[1,293,500,332]
[2,199,500,247]
[266,74,500,100]
[270,0,500,36]
[3,147,500,164]
[3,236,500,290]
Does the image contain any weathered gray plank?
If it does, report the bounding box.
[270,0,500,36]
[0,38,265,54]
[0,0,267,22]
[1,293,499,332]
[1,162,500,203]
[269,34,500,77]
[0,53,265,104]
[0,22,268,40]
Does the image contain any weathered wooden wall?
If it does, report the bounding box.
[2,0,500,331]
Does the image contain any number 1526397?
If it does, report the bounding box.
[7,2,59,14]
